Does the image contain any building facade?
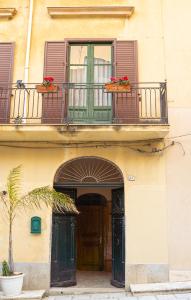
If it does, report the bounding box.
[0,0,190,291]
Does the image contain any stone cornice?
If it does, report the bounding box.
[47,6,134,18]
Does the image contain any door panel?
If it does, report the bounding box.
[77,204,104,271]
[51,214,76,287]
[111,188,125,288]
[51,188,77,287]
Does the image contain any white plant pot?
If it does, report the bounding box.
[0,273,24,296]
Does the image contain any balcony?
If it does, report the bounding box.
[0,82,169,142]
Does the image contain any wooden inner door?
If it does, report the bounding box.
[76,194,104,271]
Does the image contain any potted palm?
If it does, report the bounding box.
[0,165,78,297]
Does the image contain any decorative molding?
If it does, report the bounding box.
[0,8,17,19]
[47,6,134,18]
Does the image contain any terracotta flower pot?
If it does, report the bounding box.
[35,84,59,93]
[105,83,131,92]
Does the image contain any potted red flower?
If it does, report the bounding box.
[105,76,131,92]
[36,76,59,93]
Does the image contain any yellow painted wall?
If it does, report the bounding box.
[0,0,169,269]
[162,0,191,277]
[1,0,191,281]
[0,145,168,266]
[0,0,28,81]
[0,0,166,84]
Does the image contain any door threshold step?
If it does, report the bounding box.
[48,287,125,296]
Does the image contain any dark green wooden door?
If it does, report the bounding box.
[51,188,77,287]
[68,43,112,123]
[111,188,125,288]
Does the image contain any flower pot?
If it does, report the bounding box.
[105,83,131,92]
[35,84,59,93]
[0,273,24,296]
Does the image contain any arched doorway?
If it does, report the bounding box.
[51,157,125,288]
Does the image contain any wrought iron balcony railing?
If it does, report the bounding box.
[0,82,168,125]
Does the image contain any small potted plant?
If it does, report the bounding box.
[0,165,78,296]
[0,261,24,297]
[35,76,59,93]
[105,76,131,92]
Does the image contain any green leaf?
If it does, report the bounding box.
[22,186,78,214]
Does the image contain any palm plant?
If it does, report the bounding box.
[0,165,78,274]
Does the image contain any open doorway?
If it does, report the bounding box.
[51,157,124,288]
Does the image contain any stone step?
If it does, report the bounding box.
[0,290,45,300]
[130,281,191,295]
[48,288,125,296]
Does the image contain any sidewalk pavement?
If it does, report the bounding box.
[48,293,191,300]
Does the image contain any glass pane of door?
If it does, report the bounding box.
[93,45,112,122]
[94,45,112,83]
[70,45,88,65]
[69,45,88,121]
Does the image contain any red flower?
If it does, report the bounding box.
[44,76,54,82]
[108,75,129,84]
[110,77,117,82]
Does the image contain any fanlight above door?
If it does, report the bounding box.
[54,156,123,187]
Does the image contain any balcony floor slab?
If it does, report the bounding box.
[0,124,170,142]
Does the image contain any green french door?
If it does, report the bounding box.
[111,188,125,288]
[68,43,112,123]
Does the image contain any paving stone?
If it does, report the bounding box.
[49,298,72,300]
[138,296,157,300]
[91,293,123,299]
[114,295,131,299]
[91,295,118,299]
[156,295,177,300]
[175,294,191,300]
[72,296,92,300]
[47,293,191,300]
[92,298,118,300]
